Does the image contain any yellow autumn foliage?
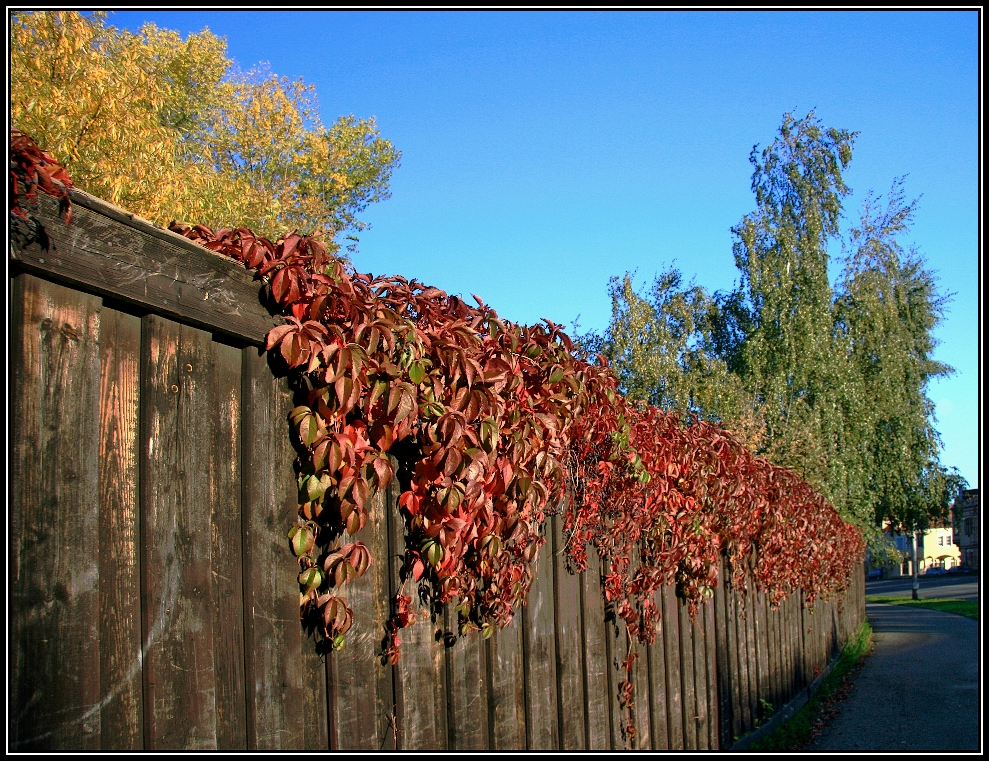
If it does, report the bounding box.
[10,11,400,250]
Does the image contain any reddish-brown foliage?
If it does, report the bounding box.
[10,129,74,223]
[13,130,864,745]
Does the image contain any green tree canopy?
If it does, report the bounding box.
[835,178,955,532]
[589,112,959,544]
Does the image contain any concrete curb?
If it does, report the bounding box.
[729,649,841,751]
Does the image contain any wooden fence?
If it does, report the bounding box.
[9,189,865,750]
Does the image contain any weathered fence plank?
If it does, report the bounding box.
[97,304,145,750]
[486,609,527,749]
[444,604,490,749]
[522,529,560,749]
[241,349,323,749]
[388,503,447,750]
[11,190,281,346]
[647,629,670,749]
[580,548,612,749]
[10,274,103,750]
[660,584,684,750]
[703,596,719,749]
[677,594,698,749]
[713,564,732,750]
[140,316,220,749]
[327,474,397,750]
[209,342,249,749]
[551,515,587,749]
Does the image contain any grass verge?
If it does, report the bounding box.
[748,619,873,751]
[865,597,978,620]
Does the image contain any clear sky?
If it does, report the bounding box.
[105,10,980,488]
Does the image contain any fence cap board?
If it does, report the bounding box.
[10,186,283,346]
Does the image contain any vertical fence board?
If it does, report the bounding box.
[629,635,652,750]
[677,594,697,749]
[580,550,612,749]
[444,605,489,749]
[703,596,719,749]
[486,610,527,749]
[713,565,731,750]
[328,476,396,750]
[733,586,752,734]
[767,599,778,712]
[743,579,759,730]
[208,342,248,749]
[97,305,145,749]
[140,317,219,749]
[692,600,710,750]
[723,573,742,742]
[241,349,311,749]
[522,532,560,749]
[647,627,669,749]
[10,275,103,750]
[788,592,799,699]
[755,587,772,724]
[660,585,684,749]
[551,515,586,749]
[389,503,447,750]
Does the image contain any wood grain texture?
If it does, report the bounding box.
[140,316,220,749]
[388,502,447,750]
[486,608,527,749]
[328,472,397,750]
[551,514,586,749]
[240,348,314,749]
[647,626,670,749]
[713,562,731,750]
[691,599,710,750]
[630,632,652,749]
[522,530,560,749]
[97,305,145,749]
[742,573,759,731]
[580,549,612,750]
[10,274,103,750]
[660,585,683,750]
[208,342,248,748]
[677,594,698,749]
[724,575,744,739]
[768,595,780,713]
[703,596,719,749]
[11,190,281,346]
[444,604,489,749]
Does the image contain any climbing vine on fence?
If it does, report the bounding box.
[11,129,864,747]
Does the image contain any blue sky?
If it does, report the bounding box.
[105,10,980,488]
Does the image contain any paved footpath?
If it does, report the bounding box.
[807,603,980,751]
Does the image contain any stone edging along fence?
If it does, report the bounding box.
[9,187,865,750]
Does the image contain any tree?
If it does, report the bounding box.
[9,11,400,251]
[717,111,860,515]
[835,178,955,535]
[580,269,765,451]
[592,112,960,543]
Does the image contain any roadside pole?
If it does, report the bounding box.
[912,530,920,600]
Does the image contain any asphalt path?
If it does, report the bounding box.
[806,603,980,751]
[865,574,979,601]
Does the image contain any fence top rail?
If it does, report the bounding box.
[10,186,282,345]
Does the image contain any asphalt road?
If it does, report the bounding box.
[806,603,980,751]
[866,573,979,601]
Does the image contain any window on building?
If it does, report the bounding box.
[965,518,972,536]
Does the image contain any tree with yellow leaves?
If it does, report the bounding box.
[10,11,400,252]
